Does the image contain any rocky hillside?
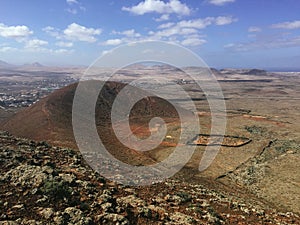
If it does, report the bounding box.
[1,131,299,225]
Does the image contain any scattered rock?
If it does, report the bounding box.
[0,131,299,225]
[169,212,197,224]
[39,208,54,219]
[3,165,47,187]
[97,213,129,225]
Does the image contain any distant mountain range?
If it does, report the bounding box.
[0,60,45,69]
[3,59,299,72]
[22,62,45,68]
[0,60,15,68]
[219,68,267,75]
[0,59,267,72]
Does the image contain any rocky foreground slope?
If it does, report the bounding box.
[1,131,299,225]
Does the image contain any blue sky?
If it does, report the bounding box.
[0,0,300,69]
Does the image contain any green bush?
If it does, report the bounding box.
[176,191,192,203]
[275,140,300,153]
[245,125,266,134]
[42,179,72,201]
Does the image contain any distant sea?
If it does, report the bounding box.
[263,68,300,72]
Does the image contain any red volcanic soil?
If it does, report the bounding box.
[1,81,192,165]
[1,83,77,148]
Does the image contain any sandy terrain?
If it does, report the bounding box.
[1,65,299,214]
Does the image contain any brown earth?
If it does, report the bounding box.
[1,131,299,224]
[1,81,193,166]
[1,70,300,218]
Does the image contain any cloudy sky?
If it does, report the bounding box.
[0,0,300,69]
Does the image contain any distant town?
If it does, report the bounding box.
[0,76,77,109]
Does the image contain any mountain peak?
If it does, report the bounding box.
[22,62,45,68]
[31,62,44,67]
[0,60,14,68]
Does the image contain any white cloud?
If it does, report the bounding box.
[224,43,249,51]
[43,26,55,33]
[149,26,199,39]
[122,0,191,16]
[248,26,261,32]
[0,46,18,52]
[224,35,300,51]
[101,50,111,56]
[104,29,142,46]
[43,26,62,39]
[102,39,123,46]
[153,16,236,38]
[177,17,215,29]
[154,14,170,22]
[177,16,236,28]
[0,37,73,55]
[151,27,180,37]
[44,24,101,43]
[181,37,206,46]
[147,15,236,44]
[66,0,78,5]
[271,20,300,30]
[176,16,236,29]
[208,0,235,6]
[180,28,199,35]
[215,16,237,25]
[121,29,141,37]
[66,0,86,14]
[64,23,101,42]
[25,39,48,49]
[0,23,33,39]
[55,41,73,47]
[54,48,74,54]
[111,29,141,39]
[158,22,175,29]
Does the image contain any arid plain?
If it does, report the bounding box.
[1,64,299,224]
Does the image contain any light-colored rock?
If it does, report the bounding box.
[4,165,47,187]
[39,208,54,219]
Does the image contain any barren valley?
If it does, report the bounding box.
[0,64,299,224]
